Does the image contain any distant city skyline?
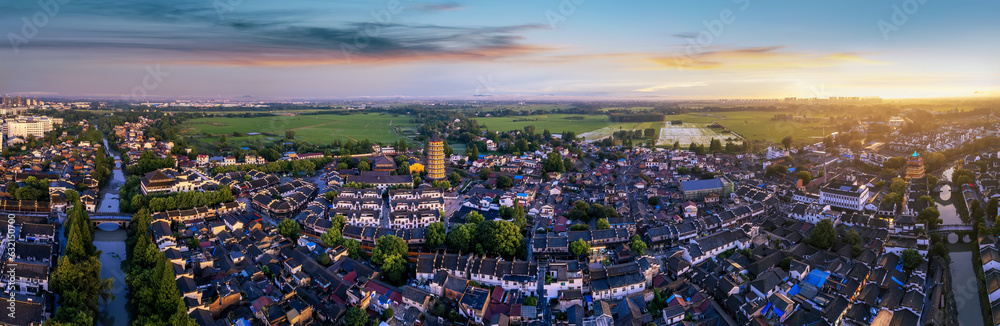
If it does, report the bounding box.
[1,0,998,99]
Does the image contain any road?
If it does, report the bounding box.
[537,262,551,325]
[380,195,391,228]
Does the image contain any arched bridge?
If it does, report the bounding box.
[931,224,974,233]
[91,213,133,229]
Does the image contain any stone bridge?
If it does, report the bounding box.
[931,224,974,233]
[91,213,133,229]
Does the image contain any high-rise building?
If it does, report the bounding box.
[2,116,57,138]
[427,134,446,180]
[906,151,925,181]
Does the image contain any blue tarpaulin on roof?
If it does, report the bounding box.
[788,284,801,296]
[804,270,831,287]
[788,167,796,172]
[514,175,523,179]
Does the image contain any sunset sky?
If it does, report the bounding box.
[1,0,997,100]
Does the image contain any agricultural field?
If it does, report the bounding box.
[656,123,732,146]
[182,113,417,145]
[667,112,831,145]
[477,104,571,112]
[477,114,616,135]
[578,121,658,141]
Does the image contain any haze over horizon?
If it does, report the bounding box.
[1,0,998,100]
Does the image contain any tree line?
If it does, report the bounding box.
[124,208,199,325]
[445,211,525,259]
[608,112,666,122]
[47,192,115,325]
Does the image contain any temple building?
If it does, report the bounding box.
[427,134,446,180]
[905,151,924,181]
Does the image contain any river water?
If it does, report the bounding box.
[939,165,984,326]
[937,167,961,224]
[95,135,130,325]
[949,251,984,326]
[95,228,129,326]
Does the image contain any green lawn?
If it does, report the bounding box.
[478,114,616,135]
[183,113,417,144]
[668,112,830,145]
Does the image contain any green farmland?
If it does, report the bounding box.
[478,114,618,135]
[182,113,417,144]
[668,112,831,145]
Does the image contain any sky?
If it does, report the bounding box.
[0,0,998,100]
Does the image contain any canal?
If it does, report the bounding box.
[96,135,130,325]
[937,165,983,325]
[937,166,961,225]
[948,250,983,326]
[95,227,129,326]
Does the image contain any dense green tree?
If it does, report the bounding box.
[843,229,861,246]
[917,207,943,229]
[426,222,446,248]
[781,136,793,150]
[278,218,301,241]
[372,235,409,266]
[497,175,513,189]
[596,218,611,230]
[467,144,479,161]
[630,235,647,256]
[341,238,362,259]
[570,238,590,257]
[797,171,813,184]
[478,168,492,180]
[446,224,473,252]
[475,220,522,258]
[543,152,565,173]
[321,226,342,247]
[345,306,370,326]
[465,211,484,225]
[381,253,409,285]
[331,214,346,231]
[900,248,925,270]
[808,219,836,249]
